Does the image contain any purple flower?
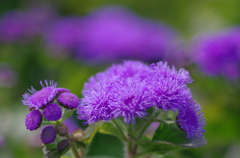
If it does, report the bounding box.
[43,103,62,121]
[44,6,181,64]
[77,60,205,139]
[75,6,180,64]
[176,101,206,139]
[0,7,57,43]
[41,126,57,144]
[193,28,240,80]
[0,64,16,87]
[22,80,57,109]
[57,92,80,109]
[25,110,42,131]
[44,17,82,56]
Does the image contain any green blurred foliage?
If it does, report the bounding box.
[0,0,240,158]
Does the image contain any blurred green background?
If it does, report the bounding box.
[0,0,240,158]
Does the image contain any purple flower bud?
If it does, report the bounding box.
[56,88,70,95]
[58,92,79,109]
[57,139,70,152]
[55,125,68,136]
[25,110,42,131]
[43,103,62,121]
[41,126,57,144]
[22,80,57,109]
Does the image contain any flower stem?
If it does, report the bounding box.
[112,119,128,141]
[131,111,161,156]
[66,135,81,158]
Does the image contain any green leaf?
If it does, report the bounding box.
[152,121,207,147]
[99,122,126,140]
[60,108,74,121]
[129,121,207,155]
[83,122,101,145]
[85,133,124,158]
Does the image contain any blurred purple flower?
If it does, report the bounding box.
[44,17,82,56]
[0,7,57,43]
[0,136,5,147]
[193,28,240,80]
[45,6,182,64]
[0,64,16,87]
[63,117,80,134]
[77,6,180,64]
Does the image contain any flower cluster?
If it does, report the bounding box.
[22,80,80,144]
[193,28,240,80]
[77,60,205,139]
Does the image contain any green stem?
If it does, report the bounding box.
[112,119,128,141]
[128,123,133,158]
[131,111,161,156]
[66,135,81,158]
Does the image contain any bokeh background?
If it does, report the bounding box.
[0,0,240,158]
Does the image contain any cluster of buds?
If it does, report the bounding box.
[22,80,80,149]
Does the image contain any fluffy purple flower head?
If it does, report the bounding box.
[193,28,240,80]
[78,60,205,138]
[75,6,180,64]
[176,101,206,139]
[43,103,62,121]
[57,92,80,109]
[22,80,57,109]
[147,62,193,111]
[111,81,153,124]
[25,110,42,131]
[79,82,117,124]
[41,126,57,144]
[78,61,196,123]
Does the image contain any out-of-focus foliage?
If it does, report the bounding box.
[0,0,240,158]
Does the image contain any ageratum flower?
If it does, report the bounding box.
[22,80,58,109]
[77,60,205,138]
[193,28,240,80]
